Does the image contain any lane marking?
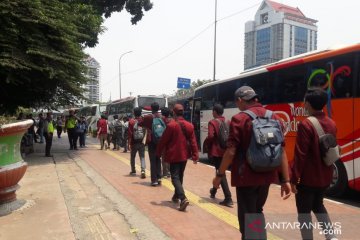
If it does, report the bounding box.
[104,150,282,240]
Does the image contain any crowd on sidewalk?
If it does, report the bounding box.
[17,86,338,240]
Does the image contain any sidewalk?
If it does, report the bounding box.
[0,135,167,240]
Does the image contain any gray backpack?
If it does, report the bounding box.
[133,120,144,141]
[307,116,340,166]
[243,110,284,172]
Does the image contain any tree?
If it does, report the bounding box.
[0,0,153,114]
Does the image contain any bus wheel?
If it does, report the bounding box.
[326,160,348,197]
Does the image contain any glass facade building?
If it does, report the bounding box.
[244,0,317,70]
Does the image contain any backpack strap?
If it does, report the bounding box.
[307,116,325,137]
[242,110,257,120]
[176,120,188,139]
[264,110,273,119]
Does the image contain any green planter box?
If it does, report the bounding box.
[0,120,32,204]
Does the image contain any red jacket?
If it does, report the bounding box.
[140,112,162,144]
[97,119,107,134]
[128,116,143,146]
[207,116,226,157]
[228,103,284,187]
[156,117,199,163]
[290,112,336,187]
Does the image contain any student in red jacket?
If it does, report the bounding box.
[291,87,338,240]
[212,86,291,239]
[156,104,199,211]
[128,107,146,178]
[97,115,108,150]
[207,104,233,207]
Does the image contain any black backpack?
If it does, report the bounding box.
[214,119,229,149]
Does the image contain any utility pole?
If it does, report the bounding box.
[213,0,217,81]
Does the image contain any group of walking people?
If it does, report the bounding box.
[123,86,338,240]
[209,86,338,240]
[96,114,130,152]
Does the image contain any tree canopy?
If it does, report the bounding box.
[0,0,153,114]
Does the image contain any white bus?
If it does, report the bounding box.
[192,43,360,196]
[107,95,168,121]
[78,104,107,137]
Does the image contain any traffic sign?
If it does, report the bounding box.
[177,77,191,89]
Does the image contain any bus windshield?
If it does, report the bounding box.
[138,97,166,110]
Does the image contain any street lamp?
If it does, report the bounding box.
[119,51,133,99]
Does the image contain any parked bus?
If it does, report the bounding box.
[107,95,168,121]
[192,43,360,196]
[78,104,107,137]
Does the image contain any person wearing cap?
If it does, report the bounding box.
[156,104,199,212]
[212,86,291,239]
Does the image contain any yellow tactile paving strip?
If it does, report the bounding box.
[105,150,282,240]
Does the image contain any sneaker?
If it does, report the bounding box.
[179,199,189,211]
[151,182,158,187]
[171,195,179,203]
[141,171,146,179]
[210,188,217,199]
[129,171,136,176]
[219,198,234,207]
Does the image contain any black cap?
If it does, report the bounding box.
[235,86,258,101]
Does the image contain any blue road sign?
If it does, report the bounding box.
[177,77,191,89]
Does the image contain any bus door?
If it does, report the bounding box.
[192,98,202,150]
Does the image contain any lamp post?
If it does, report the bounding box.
[119,51,133,99]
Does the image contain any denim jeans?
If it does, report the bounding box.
[170,161,187,201]
[39,127,44,143]
[213,156,232,199]
[148,143,162,183]
[130,142,146,172]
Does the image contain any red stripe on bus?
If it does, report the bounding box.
[341,150,360,162]
[303,44,360,63]
[266,59,304,72]
[349,177,360,191]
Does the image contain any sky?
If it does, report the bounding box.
[85,0,360,102]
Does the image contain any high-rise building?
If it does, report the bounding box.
[244,0,317,70]
[84,56,100,104]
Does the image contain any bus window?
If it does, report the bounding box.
[201,85,216,110]
[138,97,166,109]
[218,81,237,108]
[307,53,354,99]
[241,73,271,104]
[274,65,307,104]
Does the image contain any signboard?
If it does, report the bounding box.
[177,77,191,89]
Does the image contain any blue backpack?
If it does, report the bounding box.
[243,110,284,172]
[152,116,166,144]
